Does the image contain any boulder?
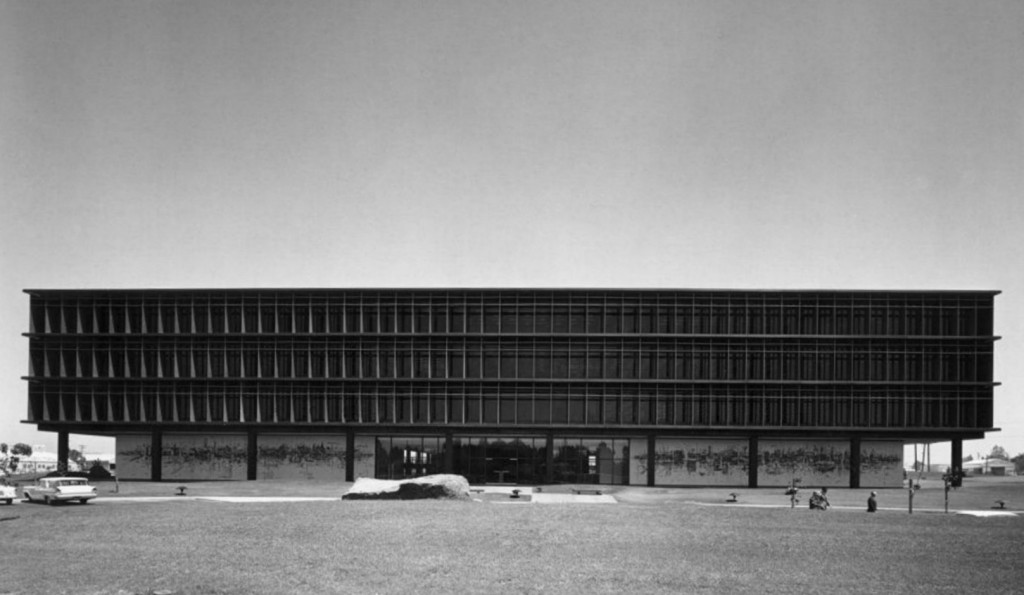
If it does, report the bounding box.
[342,474,472,501]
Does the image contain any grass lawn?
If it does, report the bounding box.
[1,478,1021,594]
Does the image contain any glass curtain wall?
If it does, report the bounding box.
[374,436,445,480]
[450,436,546,485]
[552,438,630,485]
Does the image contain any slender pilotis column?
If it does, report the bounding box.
[57,431,69,474]
[850,437,861,489]
[647,435,656,487]
[151,429,162,482]
[345,430,355,482]
[748,437,759,488]
[247,431,258,480]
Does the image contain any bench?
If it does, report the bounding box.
[571,488,603,496]
[175,486,188,496]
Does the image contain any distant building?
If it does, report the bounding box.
[16,450,80,474]
[22,288,1000,487]
[962,458,1013,476]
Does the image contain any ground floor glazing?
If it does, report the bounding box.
[104,430,922,488]
[375,435,630,485]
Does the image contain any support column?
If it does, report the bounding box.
[345,430,355,482]
[951,439,963,474]
[850,437,861,489]
[748,437,758,488]
[151,430,162,482]
[57,431,69,474]
[647,435,656,487]
[247,431,258,481]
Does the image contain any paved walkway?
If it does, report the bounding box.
[470,485,617,504]
[93,486,620,504]
[91,496,341,503]
[687,500,1021,515]
[531,493,616,504]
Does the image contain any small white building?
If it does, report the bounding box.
[16,451,80,473]
[962,458,1014,476]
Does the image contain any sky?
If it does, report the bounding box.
[1,1,1022,463]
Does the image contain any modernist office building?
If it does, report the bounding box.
[23,289,998,488]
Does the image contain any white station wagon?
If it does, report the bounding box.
[23,477,98,505]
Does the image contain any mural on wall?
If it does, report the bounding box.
[352,436,377,479]
[118,434,248,480]
[164,435,248,480]
[118,433,374,481]
[859,441,903,487]
[116,434,151,480]
[257,435,369,480]
[758,440,850,487]
[633,439,750,486]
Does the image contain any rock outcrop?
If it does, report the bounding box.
[342,474,472,500]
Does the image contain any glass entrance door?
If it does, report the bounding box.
[452,436,546,484]
[486,456,518,484]
[486,439,521,484]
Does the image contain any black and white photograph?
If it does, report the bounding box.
[2,2,1022,593]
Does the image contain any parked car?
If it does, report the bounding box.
[23,477,97,505]
[0,482,16,505]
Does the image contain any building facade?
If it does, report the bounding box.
[23,289,999,487]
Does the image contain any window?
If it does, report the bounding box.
[261,307,276,333]
[500,353,516,378]
[311,307,326,333]
[294,306,309,333]
[227,307,242,333]
[450,307,465,333]
[501,309,517,334]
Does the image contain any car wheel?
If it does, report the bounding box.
[79,498,89,505]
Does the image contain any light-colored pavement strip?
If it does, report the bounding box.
[531,493,616,504]
[687,500,1020,515]
[93,487,620,504]
[62,495,1022,511]
[91,496,341,503]
[199,497,341,502]
[955,510,1019,517]
[93,497,192,503]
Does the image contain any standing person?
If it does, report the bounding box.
[809,487,830,510]
[867,491,878,512]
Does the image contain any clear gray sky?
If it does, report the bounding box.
[2,1,1022,462]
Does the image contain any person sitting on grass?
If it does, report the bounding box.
[809,487,830,510]
[867,491,877,513]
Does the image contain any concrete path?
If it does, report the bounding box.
[687,500,1021,515]
[94,485,621,504]
[531,493,617,504]
[91,496,341,503]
